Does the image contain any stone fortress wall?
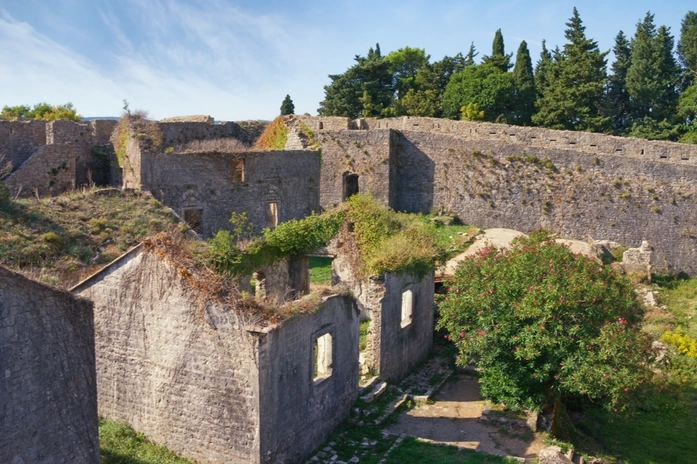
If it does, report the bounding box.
[290,115,697,274]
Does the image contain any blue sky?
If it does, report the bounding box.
[0,1,693,120]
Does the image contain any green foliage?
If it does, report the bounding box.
[206,212,345,276]
[625,14,681,128]
[626,116,682,141]
[460,103,485,121]
[100,418,192,463]
[662,328,697,358]
[678,11,697,75]
[532,8,609,131]
[113,111,162,167]
[308,256,333,286]
[385,46,430,100]
[481,29,513,72]
[254,116,288,150]
[437,230,651,416]
[318,44,394,118]
[1,102,80,121]
[442,64,517,122]
[280,94,295,115]
[606,31,632,134]
[512,40,536,125]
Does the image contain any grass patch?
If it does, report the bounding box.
[385,436,517,463]
[100,418,192,464]
[359,319,370,352]
[0,188,179,287]
[308,256,333,286]
[654,275,697,339]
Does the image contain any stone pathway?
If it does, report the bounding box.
[384,372,545,460]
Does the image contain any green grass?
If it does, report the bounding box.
[359,319,370,352]
[384,437,518,464]
[654,275,697,339]
[575,382,697,464]
[422,215,478,260]
[99,418,192,464]
[308,256,333,286]
[0,188,179,287]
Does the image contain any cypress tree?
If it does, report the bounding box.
[678,11,697,75]
[512,40,535,125]
[606,31,632,134]
[465,43,479,67]
[532,8,609,131]
[626,13,681,135]
[280,95,295,115]
[534,40,553,97]
[482,29,513,72]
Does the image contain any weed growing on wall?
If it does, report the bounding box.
[254,116,288,150]
[112,110,162,167]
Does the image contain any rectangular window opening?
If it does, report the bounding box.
[265,202,278,228]
[183,208,202,234]
[342,173,359,200]
[314,333,333,382]
[232,158,245,182]
[401,289,413,328]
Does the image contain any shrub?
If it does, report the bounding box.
[662,329,697,358]
[437,230,652,434]
[254,116,287,150]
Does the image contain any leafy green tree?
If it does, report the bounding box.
[280,95,295,115]
[318,44,394,118]
[442,64,516,122]
[512,40,535,125]
[385,46,430,100]
[482,29,513,72]
[625,13,681,139]
[678,11,697,76]
[605,31,632,134]
[1,102,80,121]
[678,82,697,143]
[396,53,467,117]
[437,231,652,435]
[532,8,609,131]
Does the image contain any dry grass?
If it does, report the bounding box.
[171,137,251,154]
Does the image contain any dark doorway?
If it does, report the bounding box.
[343,173,359,200]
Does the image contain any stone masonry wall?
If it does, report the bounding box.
[136,150,321,237]
[315,130,392,210]
[158,120,266,147]
[5,144,77,197]
[257,295,359,464]
[73,250,262,464]
[0,266,98,464]
[0,119,45,171]
[391,130,697,274]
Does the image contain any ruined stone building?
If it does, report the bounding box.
[0,266,98,464]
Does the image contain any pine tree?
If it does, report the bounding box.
[512,40,535,125]
[318,44,394,118]
[606,31,632,134]
[534,40,553,97]
[625,13,681,137]
[482,29,512,72]
[532,8,609,131]
[678,11,697,75]
[280,95,295,115]
[464,43,478,66]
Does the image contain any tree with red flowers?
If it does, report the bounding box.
[437,230,652,436]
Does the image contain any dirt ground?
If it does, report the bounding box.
[384,372,546,460]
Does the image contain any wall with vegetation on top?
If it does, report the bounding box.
[0,266,98,464]
[73,249,263,464]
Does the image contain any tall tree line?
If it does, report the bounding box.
[318,9,697,143]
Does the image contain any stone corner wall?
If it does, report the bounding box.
[0,266,98,464]
[75,250,262,464]
[258,294,359,464]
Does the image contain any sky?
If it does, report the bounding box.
[0,1,693,121]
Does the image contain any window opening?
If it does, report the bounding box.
[342,173,359,200]
[231,158,245,182]
[183,208,202,234]
[318,122,324,130]
[314,333,333,382]
[265,202,278,228]
[401,289,413,328]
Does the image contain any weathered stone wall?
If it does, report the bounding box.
[158,120,265,147]
[1,119,117,195]
[391,130,697,274]
[5,144,78,197]
[0,266,98,464]
[0,119,45,171]
[331,244,434,382]
[74,249,263,464]
[255,256,309,305]
[134,150,321,237]
[257,294,359,464]
[315,130,392,210]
